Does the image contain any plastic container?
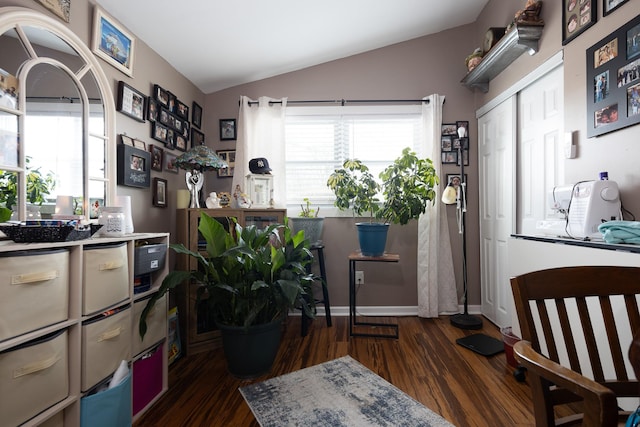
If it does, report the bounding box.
[501,327,521,368]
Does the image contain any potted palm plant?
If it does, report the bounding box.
[289,198,324,245]
[140,212,315,378]
[326,147,439,256]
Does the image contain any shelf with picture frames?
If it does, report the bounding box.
[461,23,544,93]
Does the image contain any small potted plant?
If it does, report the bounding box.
[326,147,439,256]
[140,212,316,378]
[289,198,324,246]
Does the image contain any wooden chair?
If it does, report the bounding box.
[511,266,640,427]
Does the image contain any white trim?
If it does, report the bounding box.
[476,50,564,118]
[286,104,422,117]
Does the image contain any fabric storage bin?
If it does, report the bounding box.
[0,249,69,341]
[80,372,131,427]
[134,243,167,276]
[133,343,163,416]
[133,293,167,356]
[0,329,69,427]
[83,242,129,315]
[81,306,132,391]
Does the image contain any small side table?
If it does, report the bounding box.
[348,252,399,338]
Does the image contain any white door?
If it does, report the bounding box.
[478,96,516,327]
[518,66,565,234]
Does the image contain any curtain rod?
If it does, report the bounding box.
[245,98,438,106]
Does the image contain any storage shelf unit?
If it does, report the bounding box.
[461,23,544,92]
[0,232,169,427]
[175,208,286,356]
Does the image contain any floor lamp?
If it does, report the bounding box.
[442,126,482,330]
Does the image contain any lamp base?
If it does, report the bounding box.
[450,313,483,330]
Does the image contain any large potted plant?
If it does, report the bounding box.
[288,198,324,245]
[326,147,439,256]
[140,212,315,378]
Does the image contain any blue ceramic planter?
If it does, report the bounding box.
[356,223,389,256]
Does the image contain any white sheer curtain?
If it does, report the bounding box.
[417,94,458,317]
[233,96,288,207]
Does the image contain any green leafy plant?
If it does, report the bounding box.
[140,212,316,337]
[326,147,439,225]
[299,198,319,218]
[0,157,56,210]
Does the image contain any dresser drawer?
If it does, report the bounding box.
[0,249,69,341]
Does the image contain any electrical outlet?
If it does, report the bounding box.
[355,271,364,285]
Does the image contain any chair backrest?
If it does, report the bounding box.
[511,266,640,425]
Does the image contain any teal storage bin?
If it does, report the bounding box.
[80,373,131,427]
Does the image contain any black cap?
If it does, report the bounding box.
[249,158,271,174]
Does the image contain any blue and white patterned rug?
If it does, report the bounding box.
[239,355,455,427]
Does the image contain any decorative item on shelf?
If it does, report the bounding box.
[205,192,220,209]
[176,189,191,209]
[465,48,484,72]
[140,212,316,378]
[174,145,229,208]
[483,27,507,54]
[218,191,232,207]
[98,207,125,237]
[247,158,273,208]
[513,0,543,26]
[232,185,252,208]
[114,195,134,234]
[441,126,482,331]
[326,148,439,256]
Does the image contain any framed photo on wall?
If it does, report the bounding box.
[445,174,468,191]
[117,144,150,188]
[91,7,135,77]
[153,178,167,207]
[603,0,629,16]
[192,101,202,128]
[587,14,640,137]
[116,81,145,122]
[164,152,178,173]
[562,0,596,46]
[191,128,205,146]
[149,144,163,171]
[219,118,236,140]
[216,150,235,177]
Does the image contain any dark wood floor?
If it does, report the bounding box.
[134,315,538,427]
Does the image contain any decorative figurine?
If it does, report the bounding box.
[205,192,220,209]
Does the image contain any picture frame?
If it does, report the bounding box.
[441,136,452,152]
[164,152,178,173]
[192,101,202,128]
[216,150,235,177]
[120,134,134,146]
[563,0,596,46]
[175,100,189,120]
[91,6,135,77]
[133,139,146,150]
[457,148,470,167]
[146,97,159,122]
[603,0,629,16]
[175,135,187,152]
[455,121,469,137]
[153,178,167,207]
[191,128,205,146]
[149,144,163,171]
[117,144,150,188]
[152,122,168,144]
[441,151,458,164]
[587,14,640,137]
[441,123,457,136]
[153,84,170,108]
[116,81,145,122]
[453,137,469,150]
[34,0,70,22]
[219,118,237,140]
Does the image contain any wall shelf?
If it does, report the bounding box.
[461,24,544,93]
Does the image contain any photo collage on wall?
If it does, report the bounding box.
[440,121,469,167]
[586,13,640,137]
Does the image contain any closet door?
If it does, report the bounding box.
[478,96,516,327]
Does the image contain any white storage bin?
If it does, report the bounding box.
[133,293,167,356]
[0,249,69,341]
[0,329,69,427]
[83,243,129,315]
[81,306,131,391]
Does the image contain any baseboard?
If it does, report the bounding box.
[293,304,482,317]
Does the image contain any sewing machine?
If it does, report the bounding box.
[535,180,622,240]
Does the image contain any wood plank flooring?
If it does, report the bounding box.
[134,315,538,427]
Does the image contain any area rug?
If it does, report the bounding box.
[239,355,454,427]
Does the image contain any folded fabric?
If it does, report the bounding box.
[598,221,640,244]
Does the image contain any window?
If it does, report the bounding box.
[285,105,423,215]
